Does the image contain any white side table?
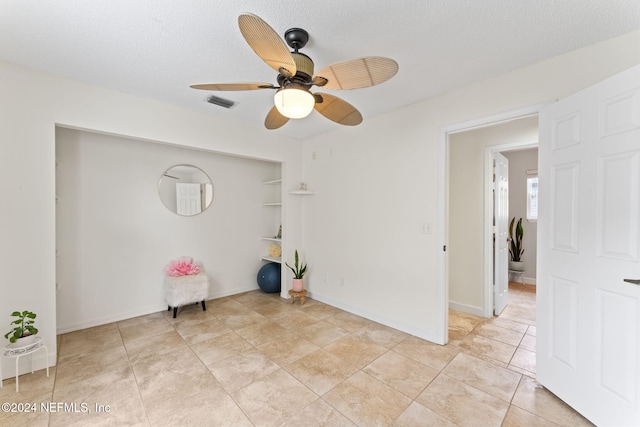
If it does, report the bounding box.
[1,337,49,392]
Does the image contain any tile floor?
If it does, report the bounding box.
[0,283,593,426]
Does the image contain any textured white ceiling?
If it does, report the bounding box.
[2,0,639,139]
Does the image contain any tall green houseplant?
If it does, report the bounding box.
[285,249,307,279]
[509,217,524,262]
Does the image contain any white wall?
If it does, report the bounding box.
[503,148,538,283]
[303,30,640,343]
[55,128,280,332]
[449,117,538,314]
[0,61,304,378]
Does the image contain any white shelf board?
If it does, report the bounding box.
[262,179,282,186]
[260,202,282,207]
[288,190,315,195]
[261,256,281,263]
[261,237,282,242]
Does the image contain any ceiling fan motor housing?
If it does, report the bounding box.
[277,52,314,88]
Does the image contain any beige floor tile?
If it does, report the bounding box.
[416,374,509,427]
[474,322,525,346]
[271,309,324,330]
[363,350,439,399]
[509,347,536,374]
[50,375,148,427]
[298,301,344,319]
[519,333,536,351]
[392,401,458,427]
[217,309,267,330]
[116,311,166,329]
[165,305,215,329]
[280,399,356,426]
[174,318,231,345]
[459,333,516,364]
[285,349,359,396]
[293,320,350,347]
[207,348,280,393]
[323,371,411,426]
[392,335,460,371]
[231,369,318,427]
[123,330,189,364]
[58,324,122,360]
[256,333,319,365]
[0,390,53,427]
[511,376,594,426]
[527,325,537,336]
[131,346,218,406]
[119,317,175,344]
[449,310,486,332]
[356,322,409,347]
[502,405,559,426]
[485,316,530,333]
[145,382,251,427]
[209,299,255,317]
[234,320,291,346]
[190,331,253,365]
[442,352,522,402]
[323,333,388,369]
[448,326,470,345]
[325,311,374,332]
[54,346,131,388]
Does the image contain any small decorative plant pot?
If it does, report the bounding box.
[10,335,37,348]
[509,261,525,271]
[292,278,304,292]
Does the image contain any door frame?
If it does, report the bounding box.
[437,102,551,343]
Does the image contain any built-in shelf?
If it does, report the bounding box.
[261,178,283,266]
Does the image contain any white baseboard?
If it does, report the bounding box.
[308,291,443,344]
[448,301,486,317]
[56,285,262,335]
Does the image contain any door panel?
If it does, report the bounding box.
[538,65,640,426]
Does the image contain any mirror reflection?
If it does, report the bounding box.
[159,165,213,216]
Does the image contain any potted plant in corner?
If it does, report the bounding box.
[4,310,38,348]
[285,249,307,292]
[509,217,525,271]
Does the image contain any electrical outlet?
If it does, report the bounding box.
[312,151,317,160]
[421,223,432,234]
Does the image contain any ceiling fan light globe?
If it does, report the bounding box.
[274,88,315,119]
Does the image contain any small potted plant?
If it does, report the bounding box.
[285,249,307,292]
[4,310,38,347]
[509,217,525,271]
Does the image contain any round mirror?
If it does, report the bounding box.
[158,165,214,216]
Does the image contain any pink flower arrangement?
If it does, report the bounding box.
[164,257,201,277]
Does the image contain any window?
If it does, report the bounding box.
[526,169,538,222]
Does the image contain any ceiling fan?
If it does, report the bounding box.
[190,13,399,130]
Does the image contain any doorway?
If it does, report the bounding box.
[439,103,547,345]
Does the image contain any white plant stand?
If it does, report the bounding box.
[1,336,49,392]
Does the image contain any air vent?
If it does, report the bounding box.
[207,95,236,109]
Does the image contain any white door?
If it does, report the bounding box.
[494,152,509,315]
[538,65,640,426]
[176,183,202,215]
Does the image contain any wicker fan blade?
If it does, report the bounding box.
[313,93,362,126]
[314,57,398,90]
[265,106,290,130]
[238,13,297,76]
[190,83,275,91]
